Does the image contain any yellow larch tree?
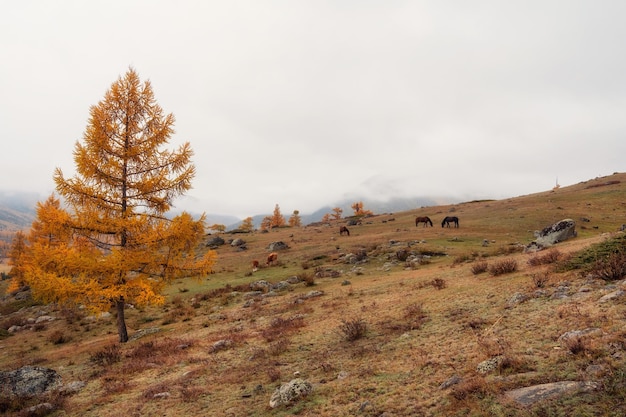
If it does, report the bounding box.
[6,230,29,293]
[261,216,273,232]
[271,204,286,228]
[331,207,343,220]
[288,210,301,227]
[239,217,254,232]
[23,68,216,342]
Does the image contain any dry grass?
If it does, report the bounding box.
[2,173,626,416]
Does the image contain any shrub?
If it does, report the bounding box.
[528,248,562,266]
[301,273,316,287]
[339,317,368,341]
[589,250,626,281]
[531,272,550,288]
[488,259,518,276]
[431,278,447,290]
[90,344,121,366]
[48,330,71,345]
[471,261,489,275]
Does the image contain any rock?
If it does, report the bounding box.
[231,238,246,247]
[268,241,289,251]
[61,380,87,395]
[532,219,577,248]
[269,378,313,408]
[206,236,225,248]
[250,280,272,292]
[558,328,602,343]
[210,339,233,353]
[598,289,625,303]
[504,381,600,407]
[0,366,62,398]
[35,315,55,323]
[476,356,504,374]
[439,375,462,389]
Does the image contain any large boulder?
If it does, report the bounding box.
[0,366,62,398]
[269,378,313,408]
[268,241,289,251]
[205,235,225,248]
[533,219,577,247]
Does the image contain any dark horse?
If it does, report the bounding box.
[441,216,459,228]
[339,226,350,236]
[415,216,433,227]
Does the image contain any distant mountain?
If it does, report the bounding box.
[0,190,459,233]
[0,191,39,231]
[223,195,459,230]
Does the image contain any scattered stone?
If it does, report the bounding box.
[269,378,313,408]
[598,289,625,303]
[61,380,87,395]
[0,366,62,397]
[439,375,462,389]
[558,328,602,343]
[504,381,600,407]
[35,315,55,323]
[206,236,225,248]
[128,327,161,342]
[153,391,171,399]
[231,238,246,247]
[476,356,504,374]
[506,292,529,308]
[268,241,289,251]
[209,339,233,353]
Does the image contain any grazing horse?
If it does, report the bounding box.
[266,252,278,266]
[415,216,433,227]
[441,216,459,228]
[339,226,350,236]
[252,260,260,272]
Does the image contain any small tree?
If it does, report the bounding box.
[239,217,255,232]
[288,210,302,227]
[210,224,226,233]
[332,207,343,220]
[271,204,286,228]
[321,213,332,223]
[6,231,29,293]
[23,68,216,342]
[261,216,273,232]
[351,201,373,216]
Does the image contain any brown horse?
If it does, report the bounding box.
[339,226,350,236]
[266,252,278,266]
[415,216,433,227]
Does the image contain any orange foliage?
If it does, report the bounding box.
[23,69,215,342]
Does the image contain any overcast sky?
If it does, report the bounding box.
[1,1,625,218]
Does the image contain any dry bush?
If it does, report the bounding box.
[48,330,71,345]
[530,272,550,288]
[301,272,316,287]
[266,367,281,382]
[488,259,518,276]
[90,344,121,366]
[450,376,492,401]
[563,335,588,355]
[260,315,305,342]
[267,338,291,356]
[471,261,489,275]
[528,248,562,266]
[339,317,368,341]
[101,375,132,395]
[590,250,626,281]
[431,278,447,289]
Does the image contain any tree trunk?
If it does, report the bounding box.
[116,297,129,343]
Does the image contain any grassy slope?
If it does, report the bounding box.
[1,173,626,416]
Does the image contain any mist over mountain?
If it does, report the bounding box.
[0,190,459,233]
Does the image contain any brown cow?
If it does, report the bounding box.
[266,252,278,266]
[252,260,260,272]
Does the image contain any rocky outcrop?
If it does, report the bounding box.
[0,366,62,398]
[528,219,577,250]
[269,378,313,408]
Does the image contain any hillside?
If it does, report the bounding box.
[1,173,626,416]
